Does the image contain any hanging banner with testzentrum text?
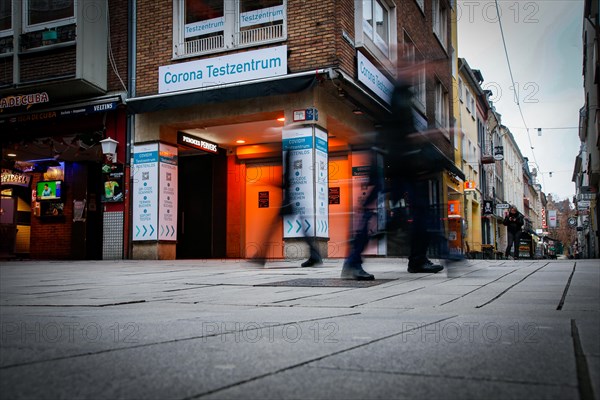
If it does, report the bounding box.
[158,45,287,93]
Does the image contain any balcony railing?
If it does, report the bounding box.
[178,35,224,56]
[235,24,283,46]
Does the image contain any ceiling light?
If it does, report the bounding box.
[277,117,285,122]
[352,109,364,115]
[236,139,246,144]
[7,153,17,157]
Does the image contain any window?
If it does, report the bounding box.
[182,0,225,54]
[458,78,464,102]
[24,0,75,32]
[465,89,472,113]
[238,0,285,46]
[432,0,448,49]
[0,0,11,34]
[361,0,394,57]
[435,81,449,132]
[404,33,426,111]
[415,0,425,13]
[175,0,286,58]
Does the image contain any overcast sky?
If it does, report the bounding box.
[457,0,584,201]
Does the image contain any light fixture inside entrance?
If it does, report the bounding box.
[236,139,246,144]
[352,109,364,115]
[7,153,17,157]
[277,117,285,122]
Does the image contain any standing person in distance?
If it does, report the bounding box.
[503,206,524,259]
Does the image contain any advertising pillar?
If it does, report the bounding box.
[282,125,329,258]
[131,142,178,259]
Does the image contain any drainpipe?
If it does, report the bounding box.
[125,0,137,259]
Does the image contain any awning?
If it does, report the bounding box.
[127,72,319,114]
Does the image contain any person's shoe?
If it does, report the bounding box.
[341,262,375,280]
[301,258,322,267]
[248,257,266,267]
[407,259,444,273]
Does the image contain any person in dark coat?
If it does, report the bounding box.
[503,206,524,259]
[341,81,445,280]
[251,150,322,267]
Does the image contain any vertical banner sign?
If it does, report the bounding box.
[158,144,178,241]
[314,127,329,238]
[283,126,314,238]
[548,209,557,228]
[282,125,329,239]
[133,143,159,241]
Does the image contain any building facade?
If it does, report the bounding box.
[127,0,462,260]
[0,0,129,260]
[574,0,600,258]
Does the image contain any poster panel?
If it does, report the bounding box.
[282,126,315,239]
[159,144,178,241]
[132,143,159,241]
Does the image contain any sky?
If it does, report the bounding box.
[457,0,584,201]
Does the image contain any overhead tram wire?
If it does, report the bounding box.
[494,0,545,189]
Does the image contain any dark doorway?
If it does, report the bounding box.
[177,153,227,259]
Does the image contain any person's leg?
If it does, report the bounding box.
[407,180,442,273]
[505,231,514,258]
[341,185,378,280]
[301,236,323,267]
[513,231,521,259]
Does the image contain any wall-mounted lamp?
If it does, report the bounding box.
[99,137,118,163]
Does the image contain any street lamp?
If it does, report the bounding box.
[99,137,118,163]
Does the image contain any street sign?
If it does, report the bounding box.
[577,200,591,208]
[496,203,510,209]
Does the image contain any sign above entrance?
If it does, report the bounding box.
[356,51,393,105]
[178,132,219,154]
[158,45,287,94]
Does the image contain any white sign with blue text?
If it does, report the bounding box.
[159,45,287,93]
[283,127,315,239]
[158,144,178,241]
[133,143,159,241]
[282,126,329,239]
[357,51,393,105]
[314,127,329,238]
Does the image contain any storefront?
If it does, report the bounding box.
[0,95,127,260]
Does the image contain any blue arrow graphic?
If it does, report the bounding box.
[287,220,293,233]
[136,226,140,237]
[295,220,302,233]
[161,225,165,236]
[305,219,311,233]
[150,225,155,236]
[142,225,148,236]
[170,226,175,237]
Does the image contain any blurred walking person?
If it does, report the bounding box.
[341,79,446,280]
[250,150,322,267]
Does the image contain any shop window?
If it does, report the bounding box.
[174,0,286,58]
[23,0,75,33]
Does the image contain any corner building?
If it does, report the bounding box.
[129,0,463,260]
